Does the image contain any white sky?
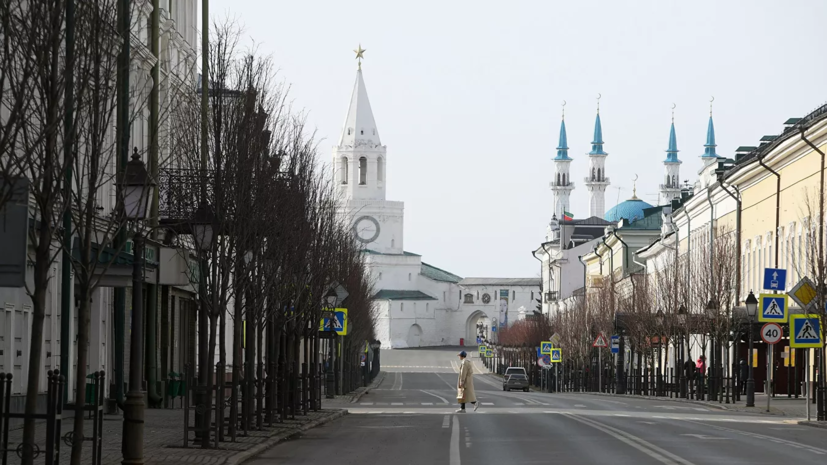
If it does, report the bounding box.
[206,0,827,278]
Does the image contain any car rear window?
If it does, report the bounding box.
[508,374,527,379]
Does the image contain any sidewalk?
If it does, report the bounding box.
[6,406,346,465]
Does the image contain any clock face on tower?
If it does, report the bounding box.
[353,215,381,244]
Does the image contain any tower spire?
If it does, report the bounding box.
[702,97,719,159]
[660,106,682,204]
[584,95,609,218]
[550,100,574,219]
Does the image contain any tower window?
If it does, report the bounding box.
[592,168,596,181]
[378,157,384,182]
[597,168,602,181]
[348,128,352,135]
[360,129,364,135]
[373,129,376,135]
[557,173,561,186]
[359,157,367,185]
[341,157,349,184]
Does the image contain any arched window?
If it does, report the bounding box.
[597,168,602,181]
[359,157,367,185]
[360,129,364,135]
[672,175,676,187]
[556,173,561,186]
[377,157,384,182]
[347,128,352,135]
[563,173,567,185]
[592,168,596,181]
[340,157,348,184]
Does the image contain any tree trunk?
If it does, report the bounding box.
[21,261,49,465]
[70,290,91,465]
[202,312,218,448]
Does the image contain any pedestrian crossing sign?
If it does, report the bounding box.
[789,315,822,348]
[550,348,562,363]
[758,294,788,322]
[319,308,348,335]
[479,345,487,354]
[541,341,553,354]
[485,348,494,358]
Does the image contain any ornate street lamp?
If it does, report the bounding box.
[745,291,758,407]
[191,202,217,252]
[324,288,339,399]
[120,149,156,465]
[656,309,665,395]
[678,304,688,398]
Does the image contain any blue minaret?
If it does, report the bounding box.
[702,116,718,159]
[661,109,682,204]
[584,96,610,218]
[550,106,574,219]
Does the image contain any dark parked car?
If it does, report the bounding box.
[503,367,529,392]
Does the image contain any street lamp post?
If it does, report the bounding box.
[745,291,758,407]
[678,305,687,399]
[656,309,665,396]
[706,299,718,402]
[121,150,156,465]
[191,202,216,442]
[324,289,338,399]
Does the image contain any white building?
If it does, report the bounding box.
[332,57,538,349]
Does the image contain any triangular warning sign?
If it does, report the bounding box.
[593,334,608,348]
[765,299,783,316]
[797,320,818,340]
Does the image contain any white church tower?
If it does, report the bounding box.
[660,113,682,204]
[584,103,610,218]
[549,109,574,219]
[333,46,404,254]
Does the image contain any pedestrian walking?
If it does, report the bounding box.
[456,351,477,413]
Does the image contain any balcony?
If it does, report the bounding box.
[584,176,610,184]
[544,291,559,302]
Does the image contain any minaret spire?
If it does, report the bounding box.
[660,104,682,204]
[550,101,575,219]
[702,97,719,159]
[584,94,610,218]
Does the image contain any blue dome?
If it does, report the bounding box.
[605,198,654,223]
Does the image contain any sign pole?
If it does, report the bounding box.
[599,349,602,393]
[806,349,810,421]
[767,345,772,412]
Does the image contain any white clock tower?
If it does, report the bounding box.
[333,47,403,254]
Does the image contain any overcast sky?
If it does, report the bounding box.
[207,0,827,278]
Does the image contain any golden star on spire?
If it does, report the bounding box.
[354,44,366,70]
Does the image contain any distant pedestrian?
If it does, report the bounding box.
[739,359,749,394]
[696,356,706,375]
[456,351,477,413]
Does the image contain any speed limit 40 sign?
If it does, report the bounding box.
[761,323,783,345]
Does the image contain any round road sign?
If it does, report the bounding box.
[760,323,783,345]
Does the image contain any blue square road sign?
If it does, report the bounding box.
[611,335,620,354]
[763,268,787,291]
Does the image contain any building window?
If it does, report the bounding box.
[512,290,515,300]
[463,293,474,304]
[400,302,404,311]
[597,168,602,181]
[378,157,384,182]
[359,157,367,185]
[378,272,382,280]
[360,129,364,135]
[340,157,348,184]
[443,291,446,301]
[557,173,561,186]
[348,128,352,135]
[592,167,596,181]
[391,239,395,248]
[408,273,412,281]
[426,303,429,312]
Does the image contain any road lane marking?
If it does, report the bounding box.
[391,402,403,406]
[564,414,695,465]
[481,402,494,406]
[422,403,434,406]
[421,389,450,404]
[360,402,374,405]
[391,373,403,390]
[450,415,461,465]
[688,421,827,455]
[681,434,724,440]
[442,415,450,428]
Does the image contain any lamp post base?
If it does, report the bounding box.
[121,390,145,465]
[746,379,755,407]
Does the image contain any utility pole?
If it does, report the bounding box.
[61,0,75,404]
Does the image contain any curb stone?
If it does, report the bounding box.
[579,392,730,411]
[798,421,827,430]
[350,371,387,404]
[228,409,348,465]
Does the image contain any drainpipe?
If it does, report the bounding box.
[594,247,604,275]
[799,127,826,421]
[609,229,629,274]
[757,154,781,266]
[578,256,587,291]
[602,237,615,283]
[531,250,544,314]
[541,242,558,305]
[717,176,741,306]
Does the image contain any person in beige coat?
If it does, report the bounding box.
[456,351,478,413]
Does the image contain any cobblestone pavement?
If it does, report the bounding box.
[3,407,345,465]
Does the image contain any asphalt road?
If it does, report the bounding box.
[250,347,827,465]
